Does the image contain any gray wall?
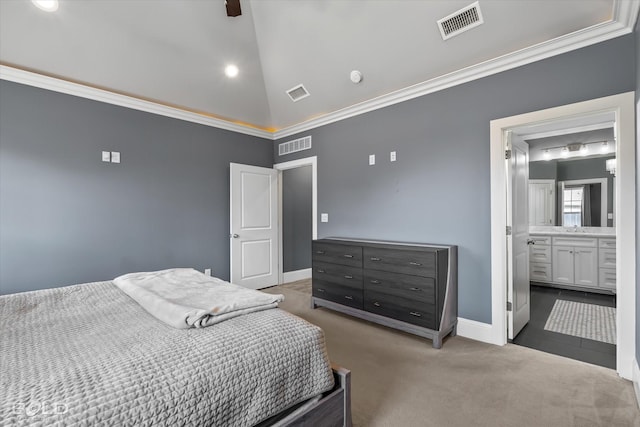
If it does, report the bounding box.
[529,160,558,180]
[0,80,272,295]
[274,35,636,324]
[282,165,312,272]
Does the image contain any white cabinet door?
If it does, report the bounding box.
[574,247,598,287]
[552,246,574,284]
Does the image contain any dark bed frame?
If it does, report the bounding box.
[258,364,352,427]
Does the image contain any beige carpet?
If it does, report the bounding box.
[265,281,639,427]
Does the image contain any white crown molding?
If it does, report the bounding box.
[273,15,636,140]
[0,65,273,140]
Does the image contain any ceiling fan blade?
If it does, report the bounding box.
[225,0,241,17]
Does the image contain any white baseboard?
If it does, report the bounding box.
[456,318,498,345]
[283,268,312,283]
[633,359,640,410]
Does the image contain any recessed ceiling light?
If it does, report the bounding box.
[225,64,239,78]
[32,0,59,12]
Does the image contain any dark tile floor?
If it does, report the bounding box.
[512,284,616,369]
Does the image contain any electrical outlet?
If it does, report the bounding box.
[369,154,375,165]
[204,268,212,276]
[390,151,397,162]
[321,213,329,223]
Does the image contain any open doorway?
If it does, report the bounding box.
[510,119,617,368]
[489,92,636,380]
[274,156,318,285]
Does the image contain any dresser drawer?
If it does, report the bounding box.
[313,281,363,309]
[599,248,616,268]
[598,268,616,290]
[529,245,551,263]
[364,290,436,329]
[363,247,436,277]
[364,271,435,304]
[312,242,363,267]
[312,262,362,290]
[530,262,551,282]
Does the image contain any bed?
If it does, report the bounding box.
[0,278,351,426]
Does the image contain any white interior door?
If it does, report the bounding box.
[528,180,555,226]
[230,163,279,289]
[507,133,530,339]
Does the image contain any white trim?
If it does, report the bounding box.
[490,92,636,380]
[273,15,635,139]
[274,156,318,285]
[2,1,638,141]
[456,318,499,345]
[283,268,312,284]
[633,359,640,409]
[0,65,273,140]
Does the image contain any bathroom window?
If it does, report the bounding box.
[563,186,583,227]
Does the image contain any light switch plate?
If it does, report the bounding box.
[204,268,212,276]
[390,151,397,162]
[321,213,329,223]
[101,151,111,162]
[111,151,121,164]
[369,154,375,165]
[607,213,613,220]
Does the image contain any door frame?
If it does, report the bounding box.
[489,92,636,380]
[273,156,318,285]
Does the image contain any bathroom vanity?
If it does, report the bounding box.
[529,227,616,293]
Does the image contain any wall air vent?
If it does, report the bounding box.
[437,1,483,40]
[286,84,310,102]
[279,136,312,156]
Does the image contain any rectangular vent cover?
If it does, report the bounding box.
[286,84,310,102]
[437,1,483,40]
[279,136,312,156]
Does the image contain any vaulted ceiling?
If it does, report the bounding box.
[1,0,638,136]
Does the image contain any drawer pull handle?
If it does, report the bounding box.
[409,311,422,317]
[316,250,325,255]
[343,254,354,258]
[344,275,353,279]
[344,295,353,300]
[370,257,381,261]
[409,262,422,266]
[373,302,381,307]
[316,269,325,273]
[370,280,381,284]
[409,287,421,291]
[317,288,325,293]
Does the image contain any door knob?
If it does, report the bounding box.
[230,234,239,238]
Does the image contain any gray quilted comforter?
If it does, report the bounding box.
[0,281,334,426]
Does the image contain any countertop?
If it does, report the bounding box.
[529,226,616,238]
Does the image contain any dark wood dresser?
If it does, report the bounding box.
[311,238,457,348]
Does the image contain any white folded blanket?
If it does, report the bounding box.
[113,268,284,329]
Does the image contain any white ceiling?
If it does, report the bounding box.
[0,0,637,133]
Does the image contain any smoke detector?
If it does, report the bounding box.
[350,70,363,84]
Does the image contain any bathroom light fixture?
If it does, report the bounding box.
[580,144,588,155]
[600,142,609,153]
[543,149,551,160]
[224,64,239,78]
[32,0,58,12]
[561,147,569,157]
[605,158,616,176]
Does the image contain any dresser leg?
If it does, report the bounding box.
[432,336,442,349]
[310,298,318,309]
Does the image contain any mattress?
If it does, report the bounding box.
[0,281,335,426]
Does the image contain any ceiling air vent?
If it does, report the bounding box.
[279,136,312,156]
[437,1,483,41]
[286,84,310,102]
